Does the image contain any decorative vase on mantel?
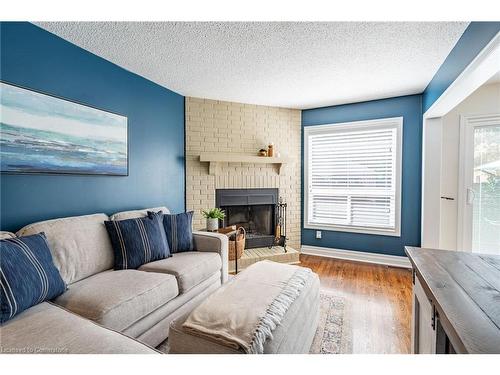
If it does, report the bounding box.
[206,218,219,232]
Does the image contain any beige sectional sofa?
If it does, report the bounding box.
[0,207,228,354]
[1,302,156,354]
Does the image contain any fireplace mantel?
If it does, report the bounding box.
[199,153,289,175]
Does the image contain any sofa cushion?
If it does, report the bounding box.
[16,213,113,285]
[110,206,169,221]
[1,233,66,323]
[139,251,222,293]
[105,212,171,270]
[155,211,194,253]
[0,302,157,354]
[54,269,178,331]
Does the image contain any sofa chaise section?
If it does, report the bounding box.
[0,303,157,354]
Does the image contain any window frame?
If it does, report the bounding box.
[304,117,403,237]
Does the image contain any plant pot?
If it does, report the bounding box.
[206,218,219,232]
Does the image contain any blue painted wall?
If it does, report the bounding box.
[302,95,422,257]
[0,22,185,232]
[423,22,500,112]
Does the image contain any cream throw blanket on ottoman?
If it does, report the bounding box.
[182,260,312,354]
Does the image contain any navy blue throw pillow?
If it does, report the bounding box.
[105,211,171,270]
[151,211,194,254]
[0,233,66,323]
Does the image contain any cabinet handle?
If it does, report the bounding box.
[431,304,436,330]
[466,188,476,205]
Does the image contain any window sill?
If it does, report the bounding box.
[304,222,401,237]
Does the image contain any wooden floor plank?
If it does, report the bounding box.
[299,254,412,354]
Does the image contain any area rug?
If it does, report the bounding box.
[157,291,351,354]
[309,292,352,354]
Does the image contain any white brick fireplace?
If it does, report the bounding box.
[185,97,302,250]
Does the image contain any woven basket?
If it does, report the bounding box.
[228,227,246,261]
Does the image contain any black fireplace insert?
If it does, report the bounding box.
[216,188,286,249]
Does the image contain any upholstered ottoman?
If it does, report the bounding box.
[169,260,320,354]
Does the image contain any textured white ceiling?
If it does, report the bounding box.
[36,22,468,109]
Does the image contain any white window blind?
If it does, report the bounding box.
[304,117,402,236]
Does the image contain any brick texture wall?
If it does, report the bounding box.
[185,97,302,249]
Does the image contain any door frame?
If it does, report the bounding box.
[457,114,500,251]
[421,31,500,249]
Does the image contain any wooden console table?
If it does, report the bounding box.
[405,246,500,354]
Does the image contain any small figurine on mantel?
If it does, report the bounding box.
[258,143,278,157]
[267,143,274,157]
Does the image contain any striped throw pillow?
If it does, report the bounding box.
[152,211,194,254]
[105,211,171,270]
[0,233,66,323]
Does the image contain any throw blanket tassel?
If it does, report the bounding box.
[248,268,311,354]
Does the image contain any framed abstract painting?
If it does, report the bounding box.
[0,81,128,175]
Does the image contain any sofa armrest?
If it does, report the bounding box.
[192,231,229,284]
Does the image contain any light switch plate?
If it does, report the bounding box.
[316,230,322,239]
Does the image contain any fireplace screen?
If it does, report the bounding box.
[223,204,274,245]
[216,188,286,249]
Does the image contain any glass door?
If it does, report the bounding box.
[459,115,500,254]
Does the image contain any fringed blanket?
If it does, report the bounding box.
[182,260,312,354]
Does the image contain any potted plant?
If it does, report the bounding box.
[202,208,225,232]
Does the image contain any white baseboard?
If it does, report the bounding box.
[301,245,411,269]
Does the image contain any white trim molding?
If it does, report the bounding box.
[303,117,403,237]
[420,117,443,249]
[421,30,500,248]
[456,113,500,251]
[301,245,411,269]
[424,31,500,119]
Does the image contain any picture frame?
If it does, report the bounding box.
[0,80,129,176]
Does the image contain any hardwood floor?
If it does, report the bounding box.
[300,254,413,354]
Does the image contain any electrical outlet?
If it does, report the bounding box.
[316,231,322,239]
